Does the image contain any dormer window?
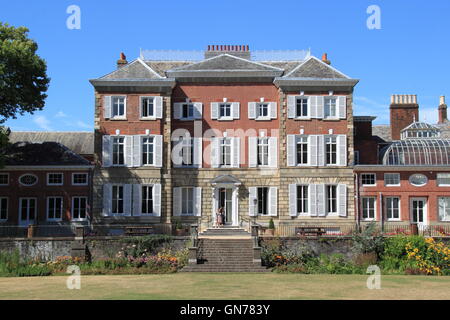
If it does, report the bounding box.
[182,103,195,119]
[219,103,232,119]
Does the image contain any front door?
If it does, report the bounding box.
[410,198,427,229]
[19,198,37,226]
[218,188,233,225]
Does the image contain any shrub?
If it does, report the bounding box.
[351,222,385,259]
[119,234,173,258]
[380,235,426,273]
[405,237,450,275]
[268,218,275,230]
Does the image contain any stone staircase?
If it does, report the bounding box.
[181,227,269,272]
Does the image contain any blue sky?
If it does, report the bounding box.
[1,0,449,131]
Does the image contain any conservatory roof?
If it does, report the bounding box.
[401,121,440,132]
[381,139,450,166]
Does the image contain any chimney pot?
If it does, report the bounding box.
[117,52,128,69]
[322,53,331,65]
[438,95,448,124]
[440,96,446,105]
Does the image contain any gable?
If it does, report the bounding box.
[284,56,349,79]
[100,59,163,80]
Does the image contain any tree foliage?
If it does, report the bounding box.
[0,22,50,123]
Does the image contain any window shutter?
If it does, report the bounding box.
[124,184,132,216]
[232,137,240,168]
[338,184,347,217]
[125,136,133,167]
[287,96,296,118]
[194,102,203,119]
[132,184,141,216]
[132,135,142,167]
[269,137,278,168]
[310,96,317,118]
[194,187,202,217]
[104,96,112,119]
[248,102,256,119]
[317,135,325,166]
[270,102,277,119]
[172,137,182,167]
[193,137,203,168]
[308,135,317,166]
[154,135,163,167]
[153,184,161,216]
[173,187,181,216]
[173,103,182,120]
[154,96,163,119]
[289,184,297,217]
[338,96,347,119]
[211,103,219,119]
[338,135,347,166]
[269,187,278,216]
[309,184,317,217]
[103,184,112,216]
[102,135,112,167]
[248,187,257,216]
[316,96,324,119]
[248,137,257,167]
[210,138,220,168]
[317,184,326,217]
[232,102,240,119]
[287,135,296,166]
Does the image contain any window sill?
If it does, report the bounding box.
[72,184,89,186]
[386,219,402,222]
[293,117,311,121]
[255,117,272,121]
[323,118,341,121]
[71,218,88,222]
[385,184,401,187]
[47,184,64,187]
[217,117,234,121]
[140,117,157,121]
[109,117,127,121]
[362,218,376,221]
[362,184,377,187]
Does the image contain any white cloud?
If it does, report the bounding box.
[55,111,68,118]
[76,121,92,130]
[353,96,390,124]
[33,115,52,131]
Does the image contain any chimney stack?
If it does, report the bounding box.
[205,44,251,60]
[438,96,448,124]
[390,94,419,140]
[322,53,331,65]
[117,52,128,69]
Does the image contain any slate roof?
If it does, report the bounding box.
[99,59,162,80]
[2,142,91,166]
[283,56,349,79]
[8,131,94,155]
[166,54,284,72]
[372,125,392,142]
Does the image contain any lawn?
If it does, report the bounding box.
[0,273,449,300]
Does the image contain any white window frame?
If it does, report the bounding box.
[111,96,127,119]
[325,135,338,166]
[437,173,450,187]
[296,185,309,215]
[220,138,232,167]
[180,103,195,120]
[326,185,338,215]
[180,136,194,166]
[71,196,88,221]
[384,173,400,187]
[47,196,63,221]
[0,173,9,186]
[409,174,428,187]
[72,173,88,186]
[47,173,64,186]
[181,187,195,216]
[361,173,377,187]
[141,185,154,216]
[112,136,126,166]
[295,97,310,119]
[218,103,233,120]
[324,97,338,119]
[361,196,376,221]
[438,197,450,222]
[256,103,270,120]
[142,136,155,166]
[257,137,269,166]
[385,196,401,221]
[111,185,125,215]
[256,187,270,216]
[296,136,309,166]
[0,197,8,221]
[140,96,155,119]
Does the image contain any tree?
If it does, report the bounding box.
[0,22,50,123]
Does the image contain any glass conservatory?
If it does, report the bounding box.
[400,121,440,139]
[382,139,450,165]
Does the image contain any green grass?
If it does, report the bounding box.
[0,273,449,300]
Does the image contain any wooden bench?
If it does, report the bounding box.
[295,227,327,237]
[124,226,153,236]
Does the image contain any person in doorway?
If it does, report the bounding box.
[216,207,224,227]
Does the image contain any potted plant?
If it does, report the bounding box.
[174,219,185,236]
[266,218,275,236]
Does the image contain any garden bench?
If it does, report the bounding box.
[124,226,153,236]
[295,227,327,237]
